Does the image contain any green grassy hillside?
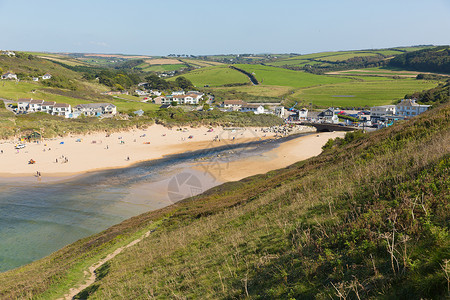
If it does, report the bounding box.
[170,65,250,87]
[234,64,350,87]
[0,102,448,299]
[285,78,440,108]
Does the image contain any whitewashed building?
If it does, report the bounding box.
[18,98,32,111]
[29,99,44,112]
[42,73,52,80]
[395,99,430,117]
[73,103,117,116]
[1,72,17,80]
[222,100,247,111]
[52,103,71,117]
[240,104,265,114]
[370,105,396,118]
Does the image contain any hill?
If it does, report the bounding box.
[0,102,448,298]
[389,46,450,74]
[265,46,436,74]
[170,65,250,87]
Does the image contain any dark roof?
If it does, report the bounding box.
[159,104,171,109]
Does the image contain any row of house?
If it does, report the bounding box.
[154,91,204,105]
[16,98,117,118]
[18,99,72,117]
[370,99,431,119]
[1,50,15,56]
[1,72,52,81]
[291,99,431,125]
[221,100,285,117]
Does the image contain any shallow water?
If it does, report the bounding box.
[0,134,308,272]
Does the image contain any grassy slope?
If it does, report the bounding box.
[234,64,350,87]
[170,65,249,87]
[286,78,440,107]
[0,104,448,299]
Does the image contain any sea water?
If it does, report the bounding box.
[0,134,308,272]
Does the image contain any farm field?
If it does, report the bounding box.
[285,78,440,107]
[180,59,223,67]
[137,63,187,72]
[170,65,249,87]
[234,64,351,87]
[213,85,293,98]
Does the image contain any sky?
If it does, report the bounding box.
[0,0,449,56]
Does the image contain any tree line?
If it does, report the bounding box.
[389,46,450,74]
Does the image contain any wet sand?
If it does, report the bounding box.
[0,124,314,178]
[192,131,346,182]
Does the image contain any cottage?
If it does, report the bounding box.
[318,108,339,123]
[42,73,52,80]
[28,100,44,112]
[395,99,430,117]
[240,104,265,114]
[51,103,72,117]
[370,105,396,120]
[73,103,117,116]
[1,72,17,80]
[18,98,32,111]
[41,101,56,113]
[222,100,248,111]
[297,108,308,120]
[32,77,39,82]
[135,89,149,96]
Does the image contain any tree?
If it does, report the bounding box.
[175,76,193,90]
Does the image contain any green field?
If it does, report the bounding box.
[170,65,249,87]
[234,64,351,87]
[286,78,439,107]
[138,63,187,72]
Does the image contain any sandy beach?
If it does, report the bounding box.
[192,131,346,182]
[0,124,316,178]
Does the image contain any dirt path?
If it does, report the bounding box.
[58,229,155,300]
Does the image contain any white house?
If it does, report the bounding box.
[42,73,52,80]
[1,50,15,56]
[395,99,430,118]
[51,103,71,117]
[18,98,32,111]
[297,108,308,120]
[222,100,247,111]
[135,89,149,96]
[172,91,185,96]
[240,104,265,114]
[274,106,285,118]
[1,72,17,80]
[318,108,339,123]
[41,101,56,113]
[370,105,396,118]
[28,99,44,112]
[73,103,117,116]
[32,77,39,82]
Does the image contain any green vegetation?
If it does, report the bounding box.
[170,65,250,87]
[234,64,350,87]
[389,46,450,74]
[0,102,448,299]
[405,80,450,105]
[0,106,281,139]
[285,78,440,108]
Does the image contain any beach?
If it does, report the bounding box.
[0,124,316,178]
[192,131,346,182]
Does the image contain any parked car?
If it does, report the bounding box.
[15,144,26,149]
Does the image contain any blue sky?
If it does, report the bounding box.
[1,0,449,55]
